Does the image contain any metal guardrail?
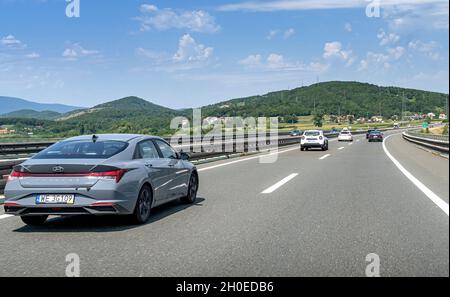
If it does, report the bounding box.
[402,130,449,153]
[404,130,449,142]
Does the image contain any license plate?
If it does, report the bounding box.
[36,194,75,205]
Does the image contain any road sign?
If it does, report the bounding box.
[422,122,429,129]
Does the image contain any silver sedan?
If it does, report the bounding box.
[4,134,199,226]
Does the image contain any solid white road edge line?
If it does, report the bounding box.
[261,173,299,194]
[383,135,449,216]
[320,154,331,160]
[0,214,13,220]
[338,147,345,150]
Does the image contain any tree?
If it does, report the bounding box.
[283,115,298,124]
[313,110,325,128]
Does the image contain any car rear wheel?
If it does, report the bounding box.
[21,215,48,226]
[300,147,305,151]
[181,173,198,204]
[131,185,152,224]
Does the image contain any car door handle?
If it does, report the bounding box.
[145,163,153,168]
[169,164,175,167]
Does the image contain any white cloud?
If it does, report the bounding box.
[218,0,449,32]
[1,35,26,49]
[267,28,295,40]
[218,0,448,12]
[266,30,279,40]
[408,40,441,60]
[173,34,213,62]
[137,5,219,33]
[358,46,405,71]
[344,23,352,32]
[239,54,262,67]
[383,1,449,31]
[62,44,100,60]
[387,46,405,60]
[267,53,288,69]
[283,28,296,39]
[323,41,355,66]
[135,47,167,61]
[239,53,329,73]
[133,35,214,72]
[377,29,400,46]
[140,4,158,13]
[25,52,40,59]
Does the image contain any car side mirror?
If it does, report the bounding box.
[179,152,191,160]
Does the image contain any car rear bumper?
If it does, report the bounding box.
[301,143,325,148]
[368,138,383,141]
[3,201,130,216]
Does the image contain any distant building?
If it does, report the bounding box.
[439,113,448,120]
[371,116,383,123]
[427,112,436,119]
[0,128,16,134]
[356,117,366,124]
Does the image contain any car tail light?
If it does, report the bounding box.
[89,169,128,183]
[7,170,28,183]
[7,169,128,183]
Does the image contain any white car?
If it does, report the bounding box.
[338,130,353,142]
[301,130,329,151]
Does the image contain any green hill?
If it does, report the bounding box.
[1,109,61,120]
[49,96,182,136]
[199,81,448,119]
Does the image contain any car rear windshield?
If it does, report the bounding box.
[341,131,350,134]
[370,131,382,135]
[304,131,320,136]
[33,140,129,159]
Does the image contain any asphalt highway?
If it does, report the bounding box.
[0,131,448,277]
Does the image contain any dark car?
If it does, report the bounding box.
[366,129,376,139]
[289,130,302,137]
[368,130,384,142]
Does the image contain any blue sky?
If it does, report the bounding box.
[0,0,448,109]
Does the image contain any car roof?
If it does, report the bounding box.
[63,134,159,142]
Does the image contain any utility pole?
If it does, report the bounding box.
[401,92,405,121]
[444,96,448,116]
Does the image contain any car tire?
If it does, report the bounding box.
[300,147,305,151]
[181,172,199,204]
[131,185,153,224]
[21,215,48,226]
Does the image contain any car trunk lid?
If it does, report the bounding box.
[15,159,113,188]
